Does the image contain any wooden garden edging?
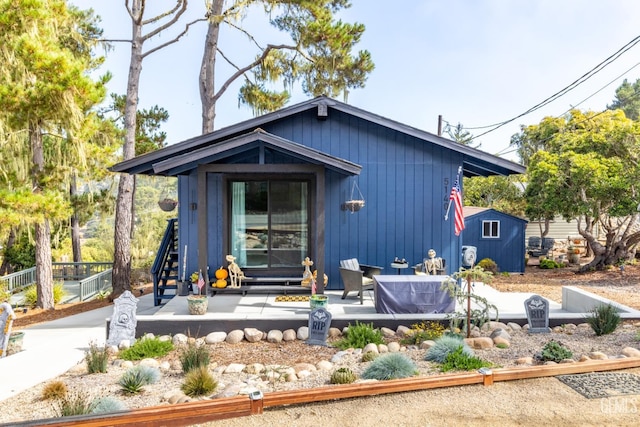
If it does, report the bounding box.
[7,357,640,427]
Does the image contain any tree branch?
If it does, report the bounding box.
[211,43,299,104]
[141,0,189,42]
[142,18,206,59]
[142,0,185,25]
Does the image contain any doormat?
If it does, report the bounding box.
[275,295,310,302]
[557,372,640,399]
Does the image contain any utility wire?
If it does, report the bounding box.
[464,33,640,140]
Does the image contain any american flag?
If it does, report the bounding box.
[449,170,465,236]
[197,269,205,294]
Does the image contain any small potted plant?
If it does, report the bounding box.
[187,271,208,315]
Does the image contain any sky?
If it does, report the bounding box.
[71,1,640,162]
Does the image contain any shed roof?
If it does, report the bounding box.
[111,96,525,177]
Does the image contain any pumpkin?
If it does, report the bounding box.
[215,279,227,288]
[215,267,228,280]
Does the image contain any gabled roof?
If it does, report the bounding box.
[463,206,527,222]
[111,96,525,177]
[152,128,361,176]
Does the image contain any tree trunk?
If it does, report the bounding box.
[0,228,16,275]
[30,122,54,309]
[70,173,82,264]
[200,0,224,134]
[112,0,144,299]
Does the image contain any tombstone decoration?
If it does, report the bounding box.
[307,307,332,346]
[0,302,17,358]
[524,294,550,333]
[107,291,139,346]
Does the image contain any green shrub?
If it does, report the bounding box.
[440,346,492,372]
[85,341,109,374]
[538,340,573,363]
[91,396,127,414]
[333,321,384,350]
[181,366,218,397]
[41,381,68,401]
[361,353,418,380]
[180,341,211,373]
[586,304,621,336]
[118,365,161,394]
[119,336,174,361]
[401,321,445,345]
[54,391,96,417]
[22,282,66,308]
[477,258,498,274]
[424,335,474,364]
[330,367,357,384]
[539,259,563,269]
[0,280,10,303]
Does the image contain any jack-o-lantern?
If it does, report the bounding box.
[215,279,228,288]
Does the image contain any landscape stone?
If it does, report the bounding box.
[468,337,493,349]
[107,291,138,347]
[560,359,576,363]
[205,331,227,343]
[225,363,246,373]
[118,340,131,350]
[396,325,411,337]
[490,328,511,341]
[283,329,297,341]
[316,360,333,370]
[245,363,265,374]
[266,330,283,343]
[378,344,389,353]
[363,343,379,354]
[622,347,640,357]
[588,351,608,360]
[294,363,316,373]
[515,357,533,365]
[579,355,591,362]
[140,358,160,368]
[387,342,401,352]
[420,340,436,350]
[243,328,263,343]
[485,321,509,331]
[507,322,522,331]
[328,327,342,338]
[226,330,245,344]
[492,336,510,347]
[381,327,396,338]
[172,334,188,345]
[297,326,309,341]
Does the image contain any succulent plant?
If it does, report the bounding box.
[361,351,379,362]
[330,367,357,384]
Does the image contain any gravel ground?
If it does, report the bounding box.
[3,264,640,426]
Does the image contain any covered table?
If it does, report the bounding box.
[373,275,455,314]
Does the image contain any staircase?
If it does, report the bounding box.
[151,218,179,306]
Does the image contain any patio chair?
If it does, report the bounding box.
[339,258,383,304]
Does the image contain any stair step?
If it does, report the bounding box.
[158,284,178,290]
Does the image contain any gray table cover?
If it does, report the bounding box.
[373,275,455,314]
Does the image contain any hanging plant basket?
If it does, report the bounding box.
[343,199,365,213]
[158,198,178,212]
[342,180,365,213]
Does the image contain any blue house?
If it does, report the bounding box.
[112,96,525,304]
[463,207,528,273]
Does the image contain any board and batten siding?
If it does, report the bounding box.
[261,108,463,287]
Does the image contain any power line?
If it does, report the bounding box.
[464,33,640,140]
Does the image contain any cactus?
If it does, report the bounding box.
[330,367,357,384]
[361,351,379,362]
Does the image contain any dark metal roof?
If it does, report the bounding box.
[151,128,361,176]
[110,96,525,177]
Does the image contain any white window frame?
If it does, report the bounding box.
[482,220,500,239]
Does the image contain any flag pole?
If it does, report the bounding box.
[444,166,462,220]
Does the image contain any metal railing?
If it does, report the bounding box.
[0,267,36,293]
[1,262,113,296]
[77,268,113,302]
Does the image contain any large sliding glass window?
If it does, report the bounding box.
[230,180,309,269]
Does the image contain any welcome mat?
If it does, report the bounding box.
[275,295,310,302]
[557,373,640,399]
